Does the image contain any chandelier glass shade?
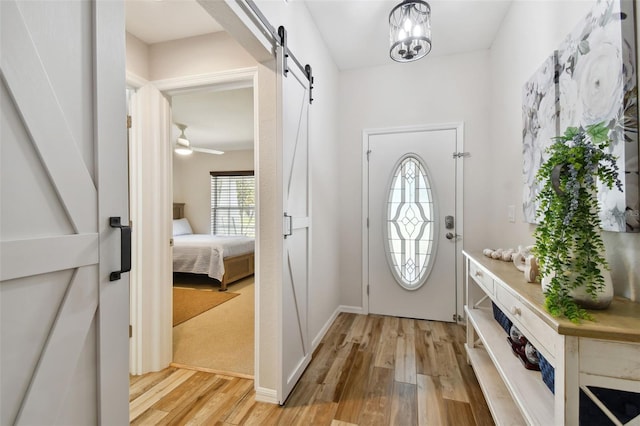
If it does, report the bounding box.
[389,0,432,62]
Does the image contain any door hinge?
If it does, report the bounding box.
[127,115,132,129]
[366,149,372,161]
[366,218,369,228]
[453,313,463,322]
[452,152,470,159]
[367,285,369,295]
[129,324,132,338]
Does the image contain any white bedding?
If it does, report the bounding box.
[172,234,255,280]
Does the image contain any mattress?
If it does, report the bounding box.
[172,234,255,280]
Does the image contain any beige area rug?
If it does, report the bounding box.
[172,276,254,376]
[173,288,239,327]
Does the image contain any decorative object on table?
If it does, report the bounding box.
[483,248,516,262]
[523,255,539,283]
[524,342,540,366]
[509,325,527,346]
[522,0,639,232]
[511,245,535,271]
[534,122,621,322]
[507,325,541,371]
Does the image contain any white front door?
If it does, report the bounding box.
[367,127,459,322]
[0,1,129,424]
[278,46,312,403]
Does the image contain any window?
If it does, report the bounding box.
[384,154,437,290]
[210,171,255,237]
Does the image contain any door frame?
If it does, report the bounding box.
[361,122,465,321]
[126,67,261,376]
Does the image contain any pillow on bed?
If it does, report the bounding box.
[173,218,193,236]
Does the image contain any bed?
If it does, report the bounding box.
[172,203,255,291]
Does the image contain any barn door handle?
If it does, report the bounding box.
[283,212,293,239]
[109,217,132,281]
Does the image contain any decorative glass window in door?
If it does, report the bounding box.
[384,154,438,290]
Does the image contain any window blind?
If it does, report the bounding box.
[210,171,255,237]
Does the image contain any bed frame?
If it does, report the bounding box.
[173,203,255,291]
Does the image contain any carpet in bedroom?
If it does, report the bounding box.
[173,287,239,326]
[172,276,254,376]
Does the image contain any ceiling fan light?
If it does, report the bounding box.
[389,0,431,63]
[175,137,193,155]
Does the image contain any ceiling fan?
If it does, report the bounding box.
[174,123,225,156]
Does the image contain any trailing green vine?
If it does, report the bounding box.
[533,122,622,323]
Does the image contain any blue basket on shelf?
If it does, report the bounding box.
[491,302,512,334]
[538,352,555,394]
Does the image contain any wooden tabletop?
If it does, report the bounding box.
[463,250,640,343]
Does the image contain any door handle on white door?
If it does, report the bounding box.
[445,232,459,240]
[283,212,293,239]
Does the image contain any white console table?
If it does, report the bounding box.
[463,250,640,425]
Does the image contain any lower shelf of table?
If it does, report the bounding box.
[466,305,555,425]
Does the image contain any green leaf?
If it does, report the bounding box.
[586,122,609,143]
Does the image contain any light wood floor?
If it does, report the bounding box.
[130,313,493,425]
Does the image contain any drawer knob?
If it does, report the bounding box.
[511,306,521,316]
[474,271,483,277]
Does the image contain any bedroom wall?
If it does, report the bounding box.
[337,50,493,308]
[488,0,640,300]
[173,149,254,234]
[126,32,150,80]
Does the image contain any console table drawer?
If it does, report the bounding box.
[495,283,556,362]
[469,260,494,295]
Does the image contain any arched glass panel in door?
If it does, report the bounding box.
[384,154,438,290]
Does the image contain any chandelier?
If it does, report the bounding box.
[389,0,432,62]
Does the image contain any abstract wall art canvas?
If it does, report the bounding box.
[522,53,560,224]
[523,0,639,232]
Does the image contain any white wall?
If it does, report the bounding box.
[338,51,493,307]
[126,33,150,80]
[173,149,254,233]
[149,32,256,81]
[489,0,639,300]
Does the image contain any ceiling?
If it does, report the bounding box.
[304,0,512,70]
[126,0,512,152]
[171,87,254,152]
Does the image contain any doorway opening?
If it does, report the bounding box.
[169,82,256,377]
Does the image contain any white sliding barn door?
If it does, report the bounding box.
[278,46,312,404]
[0,1,129,424]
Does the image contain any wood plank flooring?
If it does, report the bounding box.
[130,313,493,425]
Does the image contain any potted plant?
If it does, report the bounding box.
[533,122,622,322]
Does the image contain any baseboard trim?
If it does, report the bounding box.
[338,305,364,315]
[254,386,278,404]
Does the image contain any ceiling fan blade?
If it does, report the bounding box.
[192,147,225,155]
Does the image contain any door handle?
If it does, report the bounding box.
[109,216,132,281]
[446,232,459,240]
[283,212,293,239]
